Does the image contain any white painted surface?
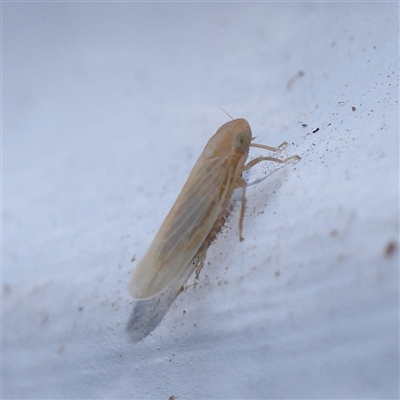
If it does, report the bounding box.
[3,3,399,398]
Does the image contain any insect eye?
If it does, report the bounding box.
[234,132,250,152]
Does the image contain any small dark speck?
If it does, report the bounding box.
[41,313,49,326]
[330,229,338,236]
[312,128,320,133]
[131,256,136,262]
[78,306,83,311]
[57,344,65,354]
[2,283,11,296]
[275,270,280,277]
[351,106,356,112]
[384,241,397,258]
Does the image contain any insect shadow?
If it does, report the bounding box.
[126,287,179,343]
[246,162,290,187]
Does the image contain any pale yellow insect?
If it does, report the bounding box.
[128,118,300,301]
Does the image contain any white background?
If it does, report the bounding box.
[3,2,399,399]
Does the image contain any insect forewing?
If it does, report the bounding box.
[129,156,234,299]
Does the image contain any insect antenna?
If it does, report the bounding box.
[218,107,234,120]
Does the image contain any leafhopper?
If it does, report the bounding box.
[126,118,300,340]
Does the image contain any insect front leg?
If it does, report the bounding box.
[250,141,288,152]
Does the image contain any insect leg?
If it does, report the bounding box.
[238,153,300,241]
[236,177,248,242]
[250,141,288,152]
[194,245,208,278]
[243,154,301,171]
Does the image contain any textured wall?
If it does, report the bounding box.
[3,3,398,398]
